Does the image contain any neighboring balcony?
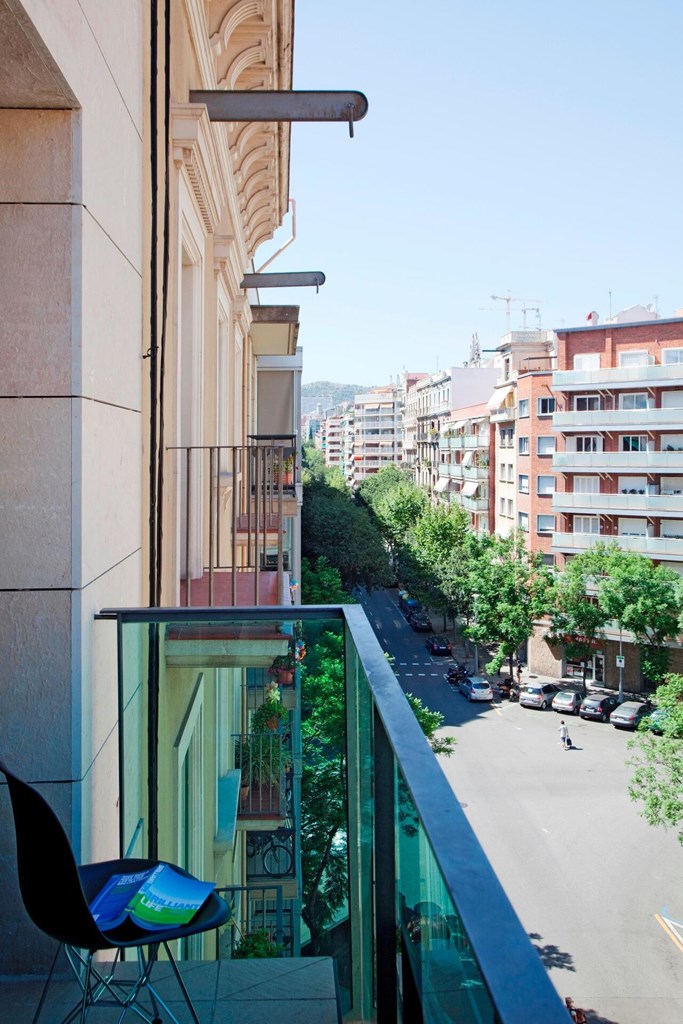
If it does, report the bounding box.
[489,406,515,423]
[553,492,683,517]
[171,439,297,607]
[439,434,464,450]
[553,450,683,472]
[552,362,683,390]
[553,408,683,432]
[463,432,490,448]
[552,532,683,560]
[96,605,569,1024]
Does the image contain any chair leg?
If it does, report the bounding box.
[31,942,63,1024]
[160,941,203,1024]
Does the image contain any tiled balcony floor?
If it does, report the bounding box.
[0,956,340,1023]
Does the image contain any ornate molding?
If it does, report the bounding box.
[172,104,227,234]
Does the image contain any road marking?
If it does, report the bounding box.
[655,912,683,955]
[418,673,426,677]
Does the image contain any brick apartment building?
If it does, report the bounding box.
[529,311,683,686]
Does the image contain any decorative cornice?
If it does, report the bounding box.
[172,104,227,233]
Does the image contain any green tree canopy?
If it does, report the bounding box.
[302,478,391,591]
[628,673,683,844]
[466,532,555,674]
[548,549,610,694]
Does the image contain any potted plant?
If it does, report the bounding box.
[269,651,297,685]
[232,928,283,959]
[282,453,294,487]
[235,732,292,808]
[251,695,289,732]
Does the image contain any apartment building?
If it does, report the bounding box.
[415,371,452,491]
[351,386,403,485]
[551,314,683,570]
[400,370,429,473]
[528,311,683,686]
[489,331,557,540]
[514,371,557,563]
[437,404,494,534]
[0,0,301,973]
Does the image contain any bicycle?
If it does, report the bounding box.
[246,829,293,876]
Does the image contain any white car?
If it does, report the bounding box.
[459,676,493,702]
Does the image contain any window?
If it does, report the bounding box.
[537,436,556,455]
[622,435,648,452]
[537,397,555,416]
[518,399,529,418]
[574,476,600,494]
[519,436,530,455]
[663,348,683,365]
[519,474,529,494]
[619,393,648,411]
[499,462,507,482]
[618,350,649,368]
[537,514,555,533]
[537,475,555,495]
[576,435,599,453]
[542,553,555,567]
[499,497,506,515]
[507,498,513,517]
[573,353,600,370]
[575,395,600,412]
[518,511,529,532]
[574,516,600,534]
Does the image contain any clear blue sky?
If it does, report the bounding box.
[254,0,683,385]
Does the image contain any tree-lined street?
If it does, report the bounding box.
[360,586,683,1024]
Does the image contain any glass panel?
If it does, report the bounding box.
[396,775,495,1024]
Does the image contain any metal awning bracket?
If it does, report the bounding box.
[188,90,368,138]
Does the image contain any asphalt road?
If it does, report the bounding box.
[360,587,683,1024]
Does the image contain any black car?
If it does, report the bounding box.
[425,635,452,656]
[409,612,433,632]
[579,694,619,722]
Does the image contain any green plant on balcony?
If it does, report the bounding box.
[232,928,283,959]
[251,695,289,732]
[236,733,292,792]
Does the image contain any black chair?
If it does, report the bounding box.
[0,761,230,1023]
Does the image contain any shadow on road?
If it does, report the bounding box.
[576,1011,620,1024]
[527,931,576,971]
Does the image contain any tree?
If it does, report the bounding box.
[465,532,555,676]
[302,478,391,591]
[598,549,681,686]
[405,693,456,757]
[548,550,610,695]
[627,673,683,844]
[300,555,351,604]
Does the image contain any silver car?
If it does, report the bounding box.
[519,682,560,710]
[551,690,582,715]
[610,701,651,730]
[459,676,493,702]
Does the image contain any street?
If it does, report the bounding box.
[360,588,683,1024]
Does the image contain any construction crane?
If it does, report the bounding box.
[521,306,541,330]
[490,291,542,333]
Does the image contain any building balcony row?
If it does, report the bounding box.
[553,492,683,517]
[553,408,683,432]
[552,532,683,560]
[553,450,683,472]
[552,361,683,391]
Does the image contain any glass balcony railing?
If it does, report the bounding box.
[98,605,568,1023]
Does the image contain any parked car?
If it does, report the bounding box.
[551,690,583,715]
[409,612,433,632]
[579,695,619,722]
[519,682,560,710]
[459,676,493,702]
[610,701,652,730]
[646,707,670,735]
[425,635,452,656]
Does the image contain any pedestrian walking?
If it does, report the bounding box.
[516,661,523,685]
[559,720,569,750]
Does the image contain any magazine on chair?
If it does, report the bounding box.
[89,863,214,931]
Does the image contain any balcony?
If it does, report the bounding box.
[552,362,683,390]
[90,605,567,1024]
[463,432,490,448]
[553,491,683,517]
[552,532,683,560]
[439,434,464,450]
[170,440,297,607]
[552,450,683,473]
[489,406,515,423]
[553,408,683,432]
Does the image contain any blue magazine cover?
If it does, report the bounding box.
[89,863,214,931]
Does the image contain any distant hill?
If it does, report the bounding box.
[301,380,379,415]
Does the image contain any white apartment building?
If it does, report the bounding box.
[351,387,403,485]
